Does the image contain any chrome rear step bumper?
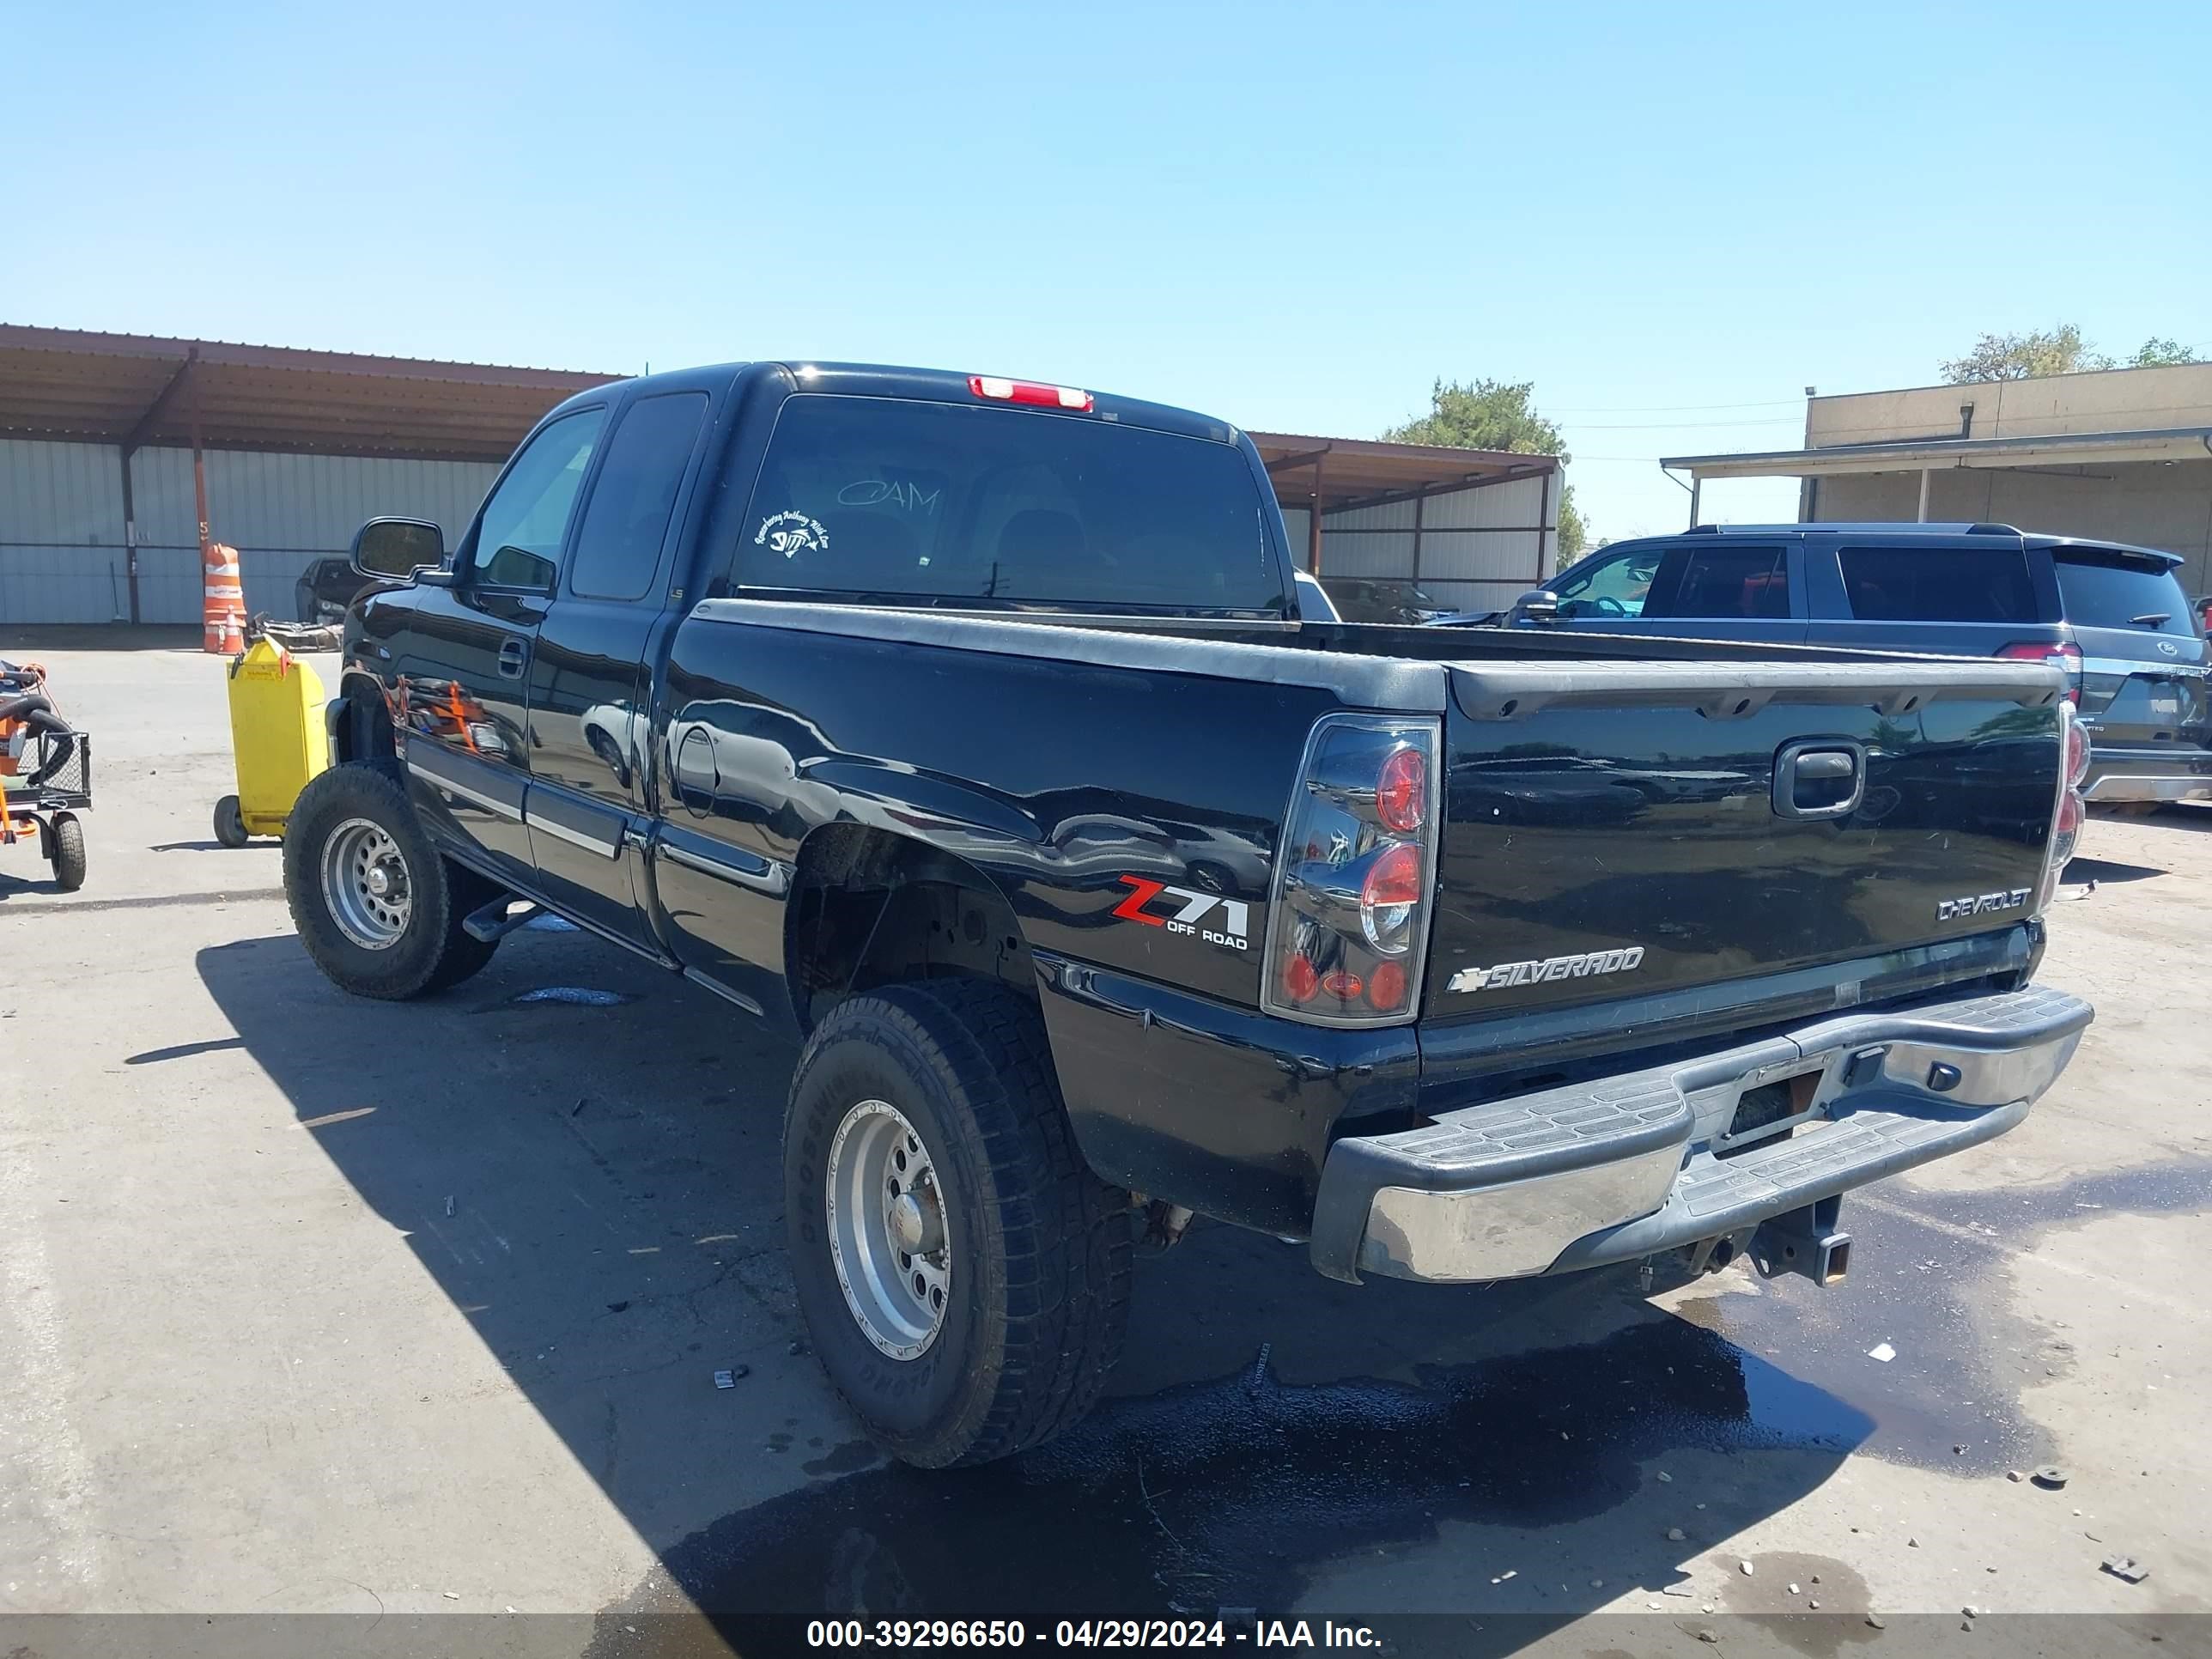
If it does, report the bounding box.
[1310,984,2093,1285]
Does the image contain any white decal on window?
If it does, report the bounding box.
[755,511,830,558]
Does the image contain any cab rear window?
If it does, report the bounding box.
[2053,551,2198,635]
[727,395,1284,615]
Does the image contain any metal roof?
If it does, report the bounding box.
[0,325,620,462]
[1663,424,2212,481]
[1248,430,1558,511]
[0,327,1561,502]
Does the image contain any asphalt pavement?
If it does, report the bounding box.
[2,640,2207,1656]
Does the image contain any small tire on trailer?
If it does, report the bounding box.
[283,762,501,999]
[213,793,250,848]
[49,813,86,892]
[784,979,1131,1468]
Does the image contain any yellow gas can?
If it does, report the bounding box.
[215,638,330,846]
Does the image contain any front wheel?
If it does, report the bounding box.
[283,763,501,999]
[784,981,1131,1468]
[49,814,86,891]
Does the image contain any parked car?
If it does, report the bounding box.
[284,362,2089,1468]
[294,556,403,624]
[1316,575,1454,625]
[1504,523,2211,807]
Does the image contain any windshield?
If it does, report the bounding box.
[2054,550,2199,636]
[728,395,1285,616]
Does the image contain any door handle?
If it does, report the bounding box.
[1771,739,1865,820]
[497,639,529,679]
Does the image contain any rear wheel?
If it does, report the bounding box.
[49,814,86,891]
[784,980,1130,1467]
[283,763,500,998]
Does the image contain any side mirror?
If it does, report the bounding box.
[352,518,446,581]
[1513,588,1561,624]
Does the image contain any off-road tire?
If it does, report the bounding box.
[283,762,501,999]
[49,814,86,892]
[784,980,1131,1467]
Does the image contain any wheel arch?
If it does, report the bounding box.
[782,821,1042,1040]
[331,672,397,766]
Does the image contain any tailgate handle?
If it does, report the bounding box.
[1773,739,1865,821]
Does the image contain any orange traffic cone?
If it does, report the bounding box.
[204,542,246,653]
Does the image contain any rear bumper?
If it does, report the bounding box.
[2081,745,2212,802]
[1309,984,2093,1284]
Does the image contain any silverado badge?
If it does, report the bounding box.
[1448,945,1646,994]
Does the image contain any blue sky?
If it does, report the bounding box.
[6,1,2208,541]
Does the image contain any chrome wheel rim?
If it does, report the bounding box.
[320,817,413,950]
[825,1099,951,1359]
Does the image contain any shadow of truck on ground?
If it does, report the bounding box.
[200,922,1881,1643]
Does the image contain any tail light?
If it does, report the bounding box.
[2037,699,2089,914]
[1262,714,1441,1025]
[1997,641,2082,704]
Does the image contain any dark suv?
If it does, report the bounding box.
[1509,522,2210,806]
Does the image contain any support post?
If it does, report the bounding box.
[1534,467,1553,580]
[1688,475,1701,529]
[191,379,211,580]
[1307,457,1325,575]
[1916,468,1931,522]
[1411,489,1425,583]
[118,447,141,624]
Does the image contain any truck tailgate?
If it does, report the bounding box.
[1425,656,2063,1022]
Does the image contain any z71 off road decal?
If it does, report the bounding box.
[1113,876,1249,951]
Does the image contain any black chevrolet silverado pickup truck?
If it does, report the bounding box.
[287,360,2094,1468]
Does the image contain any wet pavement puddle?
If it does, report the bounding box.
[582,1159,2210,1648]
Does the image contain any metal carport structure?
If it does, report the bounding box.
[0,326,1565,623]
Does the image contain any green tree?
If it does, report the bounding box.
[1941,324,2113,382]
[2129,337,2201,368]
[1383,378,1587,556]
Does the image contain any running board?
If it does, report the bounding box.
[463,896,542,942]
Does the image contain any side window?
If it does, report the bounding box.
[568,392,710,602]
[471,409,608,591]
[1645,544,1789,619]
[1553,548,1660,617]
[1838,545,2037,623]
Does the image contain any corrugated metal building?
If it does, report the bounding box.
[0,327,615,626]
[1279,467,1558,615]
[1254,434,1559,615]
[0,439,502,623]
[0,328,1560,624]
